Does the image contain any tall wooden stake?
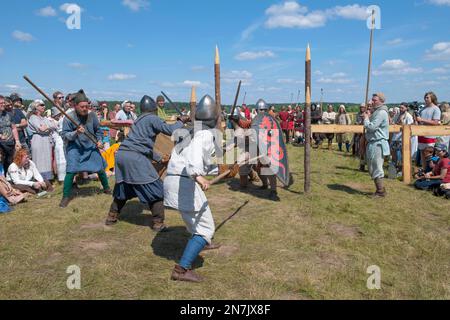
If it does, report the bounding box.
[190,86,196,120]
[215,45,222,129]
[304,45,312,194]
[364,10,376,107]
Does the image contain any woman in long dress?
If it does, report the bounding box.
[335,105,352,152]
[27,100,58,181]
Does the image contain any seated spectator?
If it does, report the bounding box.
[6,149,53,195]
[0,150,25,213]
[414,143,449,192]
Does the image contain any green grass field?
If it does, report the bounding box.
[0,145,449,300]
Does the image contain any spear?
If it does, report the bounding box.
[229,80,242,119]
[295,89,301,108]
[365,10,376,107]
[214,45,222,129]
[243,91,247,105]
[190,86,196,120]
[23,75,99,146]
[304,44,312,194]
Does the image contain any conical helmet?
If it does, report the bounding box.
[140,95,157,113]
[196,94,218,121]
[256,99,268,111]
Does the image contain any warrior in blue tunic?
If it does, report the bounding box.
[105,95,189,231]
[59,90,111,208]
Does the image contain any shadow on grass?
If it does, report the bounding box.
[327,184,370,196]
[118,201,151,227]
[226,180,280,201]
[72,186,104,198]
[335,166,363,173]
[151,226,204,268]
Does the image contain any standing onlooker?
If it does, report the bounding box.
[8,94,29,151]
[108,103,120,140]
[336,105,352,153]
[49,107,66,183]
[156,96,168,120]
[268,106,277,119]
[391,103,414,170]
[322,104,336,150]
[278,106,290,144]
[27,100,58,181]
[364,93,390,197]
[438,102,450,149]
[311,104,324,148]
[97,105,111,150]
[416,92,442,170]
[0,95,22,172]
[287,105,295,144]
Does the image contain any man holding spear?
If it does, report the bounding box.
[59,90,111,208]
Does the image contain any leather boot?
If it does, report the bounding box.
[249,169,260,183]
[59,197,72,208]
[373,178,386,197]
[240,176,248,188]
[202,243,222,251]
[105,211,118,226]
[171,265,204,283]
[150,201,168,232]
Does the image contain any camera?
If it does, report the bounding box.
[408,101,420,117]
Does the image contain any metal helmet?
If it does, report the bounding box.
[195,94,218,121]
[140,95,157,113]
[256,99,268,112]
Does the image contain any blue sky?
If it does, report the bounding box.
[0,0,449,104]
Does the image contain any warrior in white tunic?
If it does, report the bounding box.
[164,94,224,283]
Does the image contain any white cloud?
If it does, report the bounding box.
[60,3,83,12]
[241,23,261,41]
[68,62,86,68]
[5,84,20,90]
[12,30,35,42]
[235,51,275,61]
[425,42,450,61]
[108,73,137,81]
[122,0,150,12]
[317,72,351,84]
[430,67,448,74]
[264,2,369,29]
[428,0,450,6]
[276,78,303,84]
[327,4,369,20]
[36,6,57,17]
[373,59,422,75]
[223,70,253,85]
[387,38,403,46]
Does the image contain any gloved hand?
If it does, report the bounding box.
[177,115,191,124]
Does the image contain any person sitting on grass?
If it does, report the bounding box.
[414,143,449,192]
[0,150,25,213]
[6,149,53,195]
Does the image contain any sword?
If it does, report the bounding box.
[229,80,242,119]
[215,200,250,233]
[160,91,183,116]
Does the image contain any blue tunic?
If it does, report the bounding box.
[113,113,183,203]
[61,111,106,173]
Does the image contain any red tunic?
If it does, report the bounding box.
[278,111,289,130]
[288,111,295,130]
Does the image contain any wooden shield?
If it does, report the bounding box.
[153,134,174,179]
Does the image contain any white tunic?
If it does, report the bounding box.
[164,130,218,243]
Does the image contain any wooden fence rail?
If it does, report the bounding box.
[311,125,450,185]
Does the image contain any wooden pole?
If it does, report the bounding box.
[364,10,376,107]
[402,125,412,185]
[304,44,312,194]
[215,45,222,129]
[305,86,312,194]
[190,86,196,120]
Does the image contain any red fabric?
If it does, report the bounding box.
[243,107,251,120]
[279,111,289,130]
[418,136,437,144]
[436,158,450,183]
[288,111,295,130]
